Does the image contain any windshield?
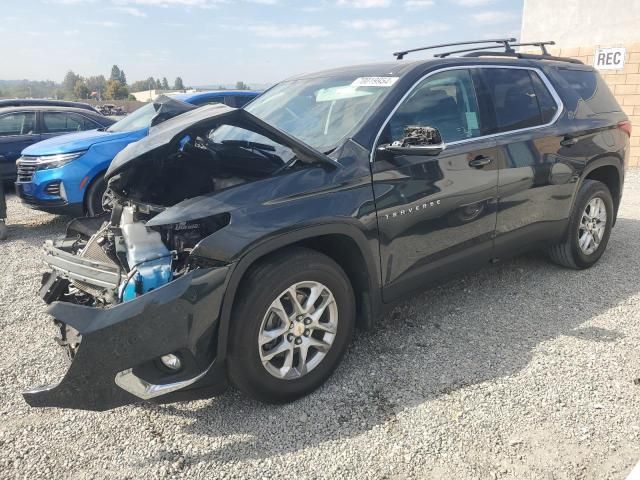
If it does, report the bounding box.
[239,75,396,153]
[107,103,157,133]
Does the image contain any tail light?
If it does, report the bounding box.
[618,120,632,137]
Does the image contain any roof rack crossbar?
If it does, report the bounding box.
[510,41,556,55]
[434,44,515,58]
[393,38,516,60]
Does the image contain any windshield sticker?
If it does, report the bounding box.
[351,77,399,88]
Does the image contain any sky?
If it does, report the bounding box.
[0,0,523,87]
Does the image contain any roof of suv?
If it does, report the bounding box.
[289,56,592,82]
[0,98,100,113]
[0,105,115,125]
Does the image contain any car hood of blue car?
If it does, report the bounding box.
[22,128,143,156]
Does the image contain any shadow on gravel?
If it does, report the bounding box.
[133,219,640,468]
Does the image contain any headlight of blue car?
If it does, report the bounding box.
[20,151,87,171]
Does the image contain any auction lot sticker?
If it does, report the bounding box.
[351,77,399,87]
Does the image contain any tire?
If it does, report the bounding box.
[227,247,355,403]
[548,179,614,269]
[85,174,107,216]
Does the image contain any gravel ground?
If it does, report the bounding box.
[2,172,640,480]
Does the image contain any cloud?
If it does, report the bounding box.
[452,0,494,6]
[378,23,450,39]
[113,6,147,16]
[319,40,370,50]
[256,42,305,50]
[337,0,391,8]
[83,20,123,27]
[405,0,434,9]
[247,24,330,38]
[245,0,278,3]
[63,29,80,35]
[471,11,519,24]
[343,19,398,29]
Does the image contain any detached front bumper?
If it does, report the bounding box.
[23,266,231,411]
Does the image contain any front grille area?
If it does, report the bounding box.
[16,156,38,182]
[45,182,61,196]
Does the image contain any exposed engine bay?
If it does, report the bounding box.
[41,204,229,309]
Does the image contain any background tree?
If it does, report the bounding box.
[235,81,250,90]
[161,77,169,90]
[119,69,127,86]
[63,71,80,99]
[73,79,90,99]
[155,78,162,90]
[110,65,122,82]
[173,77,184,90]
[105,79,129,100]
[86,75,107,99]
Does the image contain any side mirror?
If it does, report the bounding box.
[379,125,445,157]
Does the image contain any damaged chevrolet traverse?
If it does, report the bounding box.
[25,39,628,410]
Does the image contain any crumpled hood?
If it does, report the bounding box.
[106,103,338,179]
[23,129,136,156]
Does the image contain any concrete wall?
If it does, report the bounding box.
[521,0,640,46]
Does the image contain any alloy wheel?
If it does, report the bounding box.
[578,196,607,255]
[258,281,338,380]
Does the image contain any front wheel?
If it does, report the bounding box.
[548,179,614,269]
[227,247,355,403]
[85,174,108,216]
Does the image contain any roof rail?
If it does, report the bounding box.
[393,38,516,60]
[462,51,584,65]
[394,38,583,65]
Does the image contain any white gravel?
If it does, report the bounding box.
[2,171,640,479]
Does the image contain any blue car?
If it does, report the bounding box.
[15,90,260,216]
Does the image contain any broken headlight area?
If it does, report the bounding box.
[40,206,230,309]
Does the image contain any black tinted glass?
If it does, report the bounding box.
[480,68,543,132]
[529,72,558,123]
[557,68,620,114]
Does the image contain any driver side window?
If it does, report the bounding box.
[388,69,482,144]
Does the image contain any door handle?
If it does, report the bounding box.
[560,136,578,147]
[469,156,492,168]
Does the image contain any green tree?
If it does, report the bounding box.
[110,65,122,82]
[86,75,107,99]
[105,79,129,100]
[155,78,162,90]
[161,77,169,90]
[173,77,184,90]
[235,81,250,90]
[119,69,127,86]
[63,71,80,99]
[73,79,90,99]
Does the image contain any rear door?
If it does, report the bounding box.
[40,111,101,140]
[0,111,40,180]
[473,67,570,257]
[371,68,499,302]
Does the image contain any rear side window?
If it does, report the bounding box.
[478,68,558,133]
[0,112,36,135]
[43,112,98,133]
[556,68,620,114]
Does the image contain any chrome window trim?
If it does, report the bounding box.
[369,64,564,162]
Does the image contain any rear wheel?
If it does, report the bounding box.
[548,179,614,269]
[85,174,108,216]
[227,247,355,403]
